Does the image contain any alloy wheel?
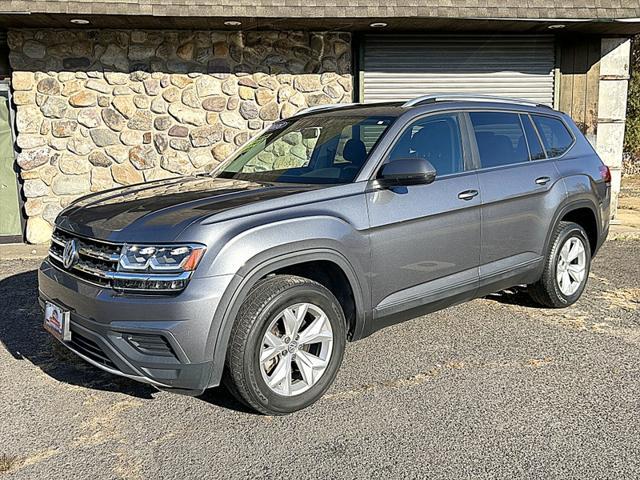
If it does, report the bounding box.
[260,302,334,397]
[556,236,587,296]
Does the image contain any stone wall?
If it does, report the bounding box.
[8,29,352,243]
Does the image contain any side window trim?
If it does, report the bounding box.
[458,111,478,171]
[520,113,548,161]
[525,113,548,160]
[529,113,577,160]
[461,111,480,171]
[371,111,472,180]
[517,114,534,162]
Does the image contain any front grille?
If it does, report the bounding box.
[69,330,119,371]
[49,228,120,288]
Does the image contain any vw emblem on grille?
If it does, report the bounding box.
[62,239,79,269]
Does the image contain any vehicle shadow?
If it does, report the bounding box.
[0,267,258,412]
[0,268,157,399]
[198,387,257,415]
[484,287,543,308]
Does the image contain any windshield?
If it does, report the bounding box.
[215,113,396,184]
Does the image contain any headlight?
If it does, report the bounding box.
[116,244,206,293]
[119,244,206,273]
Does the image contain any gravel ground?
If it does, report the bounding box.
[621,175,640,200]
[1,241,639,479]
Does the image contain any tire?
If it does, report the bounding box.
[224,274,346,415]
[528,221,591,308]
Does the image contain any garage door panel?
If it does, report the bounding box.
[362,35,555,106]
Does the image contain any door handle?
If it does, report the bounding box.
[535,176,551,185]
[458,189,479,201]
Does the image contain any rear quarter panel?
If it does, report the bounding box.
[555,113,611,236]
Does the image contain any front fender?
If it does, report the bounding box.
[199,216,371,388]
[204,215,369,277]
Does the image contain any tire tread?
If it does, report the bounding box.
[528,221,590,308]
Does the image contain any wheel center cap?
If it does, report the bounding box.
[287,341,298,354]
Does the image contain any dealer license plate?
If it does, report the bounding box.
[43,301,71,341]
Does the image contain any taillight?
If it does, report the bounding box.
[599,164,611,184]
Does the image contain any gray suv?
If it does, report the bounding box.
[39,94,611,415]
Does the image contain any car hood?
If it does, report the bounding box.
[55,176,320,242]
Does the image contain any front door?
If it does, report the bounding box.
[366,112,481,325]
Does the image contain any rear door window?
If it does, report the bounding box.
[520,114,546,160]
[469,112,529,168]
[531,115,574,158]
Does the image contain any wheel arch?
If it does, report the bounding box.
[560,207,599,255]
[205,248,368,388]
[544,199,601,257]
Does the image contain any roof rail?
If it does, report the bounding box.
[294,103,356,117]
[402,94,550,109]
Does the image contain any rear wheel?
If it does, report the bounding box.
[528,221,591,308]
[224,275,346,415]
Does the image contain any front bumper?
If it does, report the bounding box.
[38,258,234,392]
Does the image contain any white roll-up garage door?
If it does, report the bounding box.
[362,35,555,106]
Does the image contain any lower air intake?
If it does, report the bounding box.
[124,334,178,358]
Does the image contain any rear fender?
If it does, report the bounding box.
[543,194,602,257]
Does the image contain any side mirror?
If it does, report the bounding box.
[377,157,436,187]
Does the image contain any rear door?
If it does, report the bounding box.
[469,110,565,286]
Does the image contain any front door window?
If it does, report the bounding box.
[384,113,465,176]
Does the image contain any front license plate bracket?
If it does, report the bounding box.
[44,301,71,341]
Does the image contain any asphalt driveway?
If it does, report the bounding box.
[1,240,639,479]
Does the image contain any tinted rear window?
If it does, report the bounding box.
[469,112,529,168]
[532,115,574,158]
[520,114,546,160]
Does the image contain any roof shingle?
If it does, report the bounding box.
[2,0,639,19]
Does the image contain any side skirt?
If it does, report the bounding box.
[365,289,478,338]
[361,255,543,339]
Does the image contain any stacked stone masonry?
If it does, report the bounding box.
[9,29,353,243]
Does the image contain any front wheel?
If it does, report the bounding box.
[224,275,346,415]
[528,221,591,308]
